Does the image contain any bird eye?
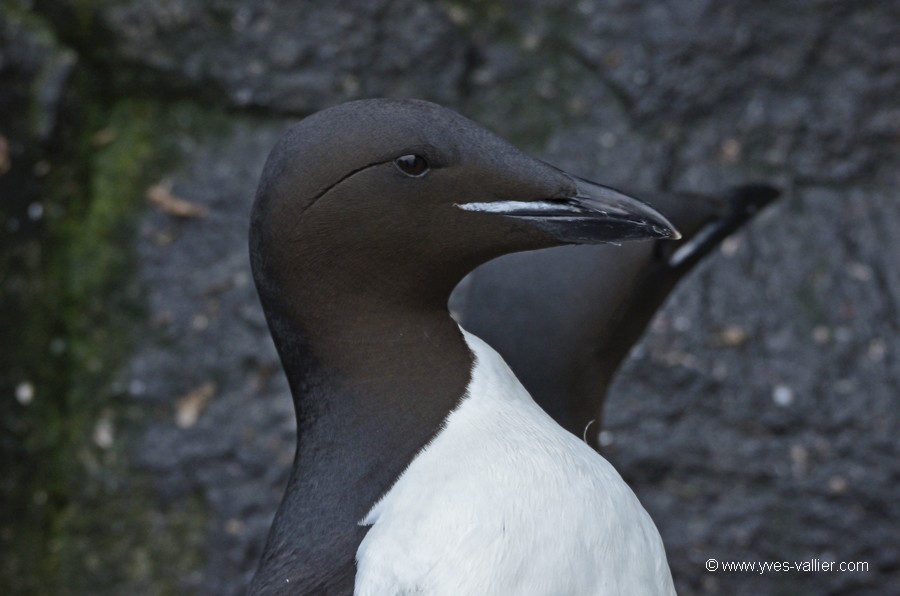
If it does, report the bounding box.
[394,154,430,177]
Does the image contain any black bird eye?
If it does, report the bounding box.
[394,154,429,177]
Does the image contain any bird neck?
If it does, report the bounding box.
[249,265,473,592]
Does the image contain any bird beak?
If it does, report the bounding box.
[457,174,681,244]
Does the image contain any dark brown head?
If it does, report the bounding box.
[250,99,678,316]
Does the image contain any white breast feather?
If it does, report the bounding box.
[355,328,676,596]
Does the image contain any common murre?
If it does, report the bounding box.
[248,98,680,595]
[450,185,779,448]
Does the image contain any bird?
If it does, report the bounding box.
[450,185,779,448]
[248,98,680,595]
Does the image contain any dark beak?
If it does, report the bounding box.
[457,174,680,245]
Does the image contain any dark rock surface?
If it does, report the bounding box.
[101,0,469,111]
[3,0,898,594]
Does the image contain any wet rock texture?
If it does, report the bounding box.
[3,0,898,594]
[103,0,469,111]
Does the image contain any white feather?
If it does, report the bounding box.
[355,328,675,596]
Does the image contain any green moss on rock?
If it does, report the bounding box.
[3,95,221,593]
